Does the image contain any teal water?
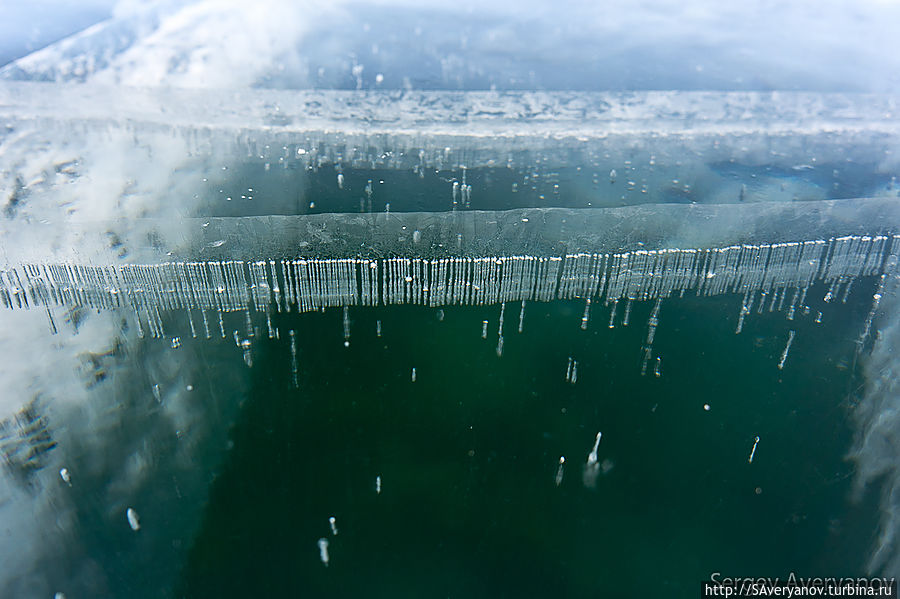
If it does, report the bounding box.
[193,163,897,218]
[176,282,880,598]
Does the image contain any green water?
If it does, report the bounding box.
[176,283,880,598]
[192,162,897,218]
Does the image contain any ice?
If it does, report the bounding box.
[0,3,899,591]
[4,231,893,324]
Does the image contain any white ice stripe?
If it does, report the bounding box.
[292,260,303,312]
[382,258,389,307]
[310,259,320,308]
[864,235,889,276]
[212,262,230,311]
[465,257,475,305]
[225,261,241,311]
[422,258,431,306]
[371,259,380,306]
[173,262,191,310]
[190,263,208,311]
[330,259,339,306]
[455,258,465,305]
[445,259,453,305]
[312,259,323,308]
[317,258,326,308]
[360,259,370,306]
[321,259,330,307]
[315,259,325,308]
[350,259,360,306]
[568,253,583,299]
[339,259,349,306]
[357,260,366,306]
[300,259,313,312]
[428,259,440,306]
[218,262,232,311]
[505,256,517,302]
[294,259,305,310]
[259,261,273,310]
[329,258,339,307]
[249,261,263,311]
[282,259,294,311]
[429,259,438,306]
[322,259,332,308]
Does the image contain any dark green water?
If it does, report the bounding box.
[175,282,880,598]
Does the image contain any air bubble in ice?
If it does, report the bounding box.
[318,538,330,566]
[126,507,141,531]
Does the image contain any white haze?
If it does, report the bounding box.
[0,0,899,595]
